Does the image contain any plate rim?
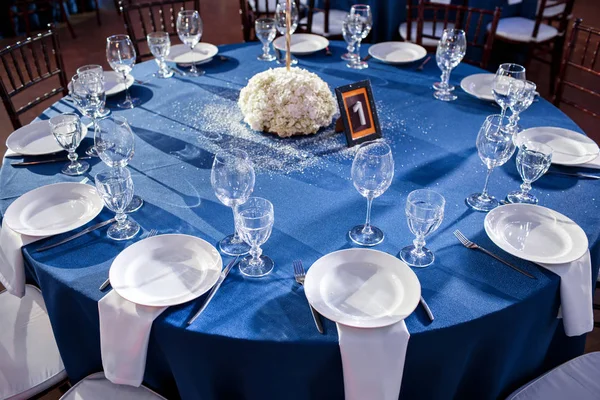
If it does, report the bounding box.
[5,120,64,156]
[368,41,427,64]
[460,73,495,101]
[104,71,135,97]
[164,43,219,64]
[273,33,329,55]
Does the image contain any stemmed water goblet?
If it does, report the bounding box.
[177,10,204,77]
[95,167,140,241]
[236,197,275,277]
[211,150,256,256]
[433,29,466,101]
[77,64,110,118]
[493,63,526,120]
[508,80,536,134]
[255,18,277,61]
[466,114,515,212]
[341,13,358,61]
[400,189,445,268]
[49,113,89,176]
[147,32,173,78]
[106,34,140,109]
[349,140,394,246]
[347,4,372,69]
[275,0,299,65]
[506,141,553,204]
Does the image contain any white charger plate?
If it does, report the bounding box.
[368,42,427,64]
[6,120,64,156]
[109,234,222,307]
[104,71,135,97]
[515,127,600,166]
[274,33,329,55]
[460,73,495,101]
[304,249,421,328]
[4,182,104,237]
[165,43,219,64]
[484,204,588,265]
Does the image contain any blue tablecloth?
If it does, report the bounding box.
[1,42,599,400]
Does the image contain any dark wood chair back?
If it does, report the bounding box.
[239,0,303,42]
[405,0,468,43]
[0,24,68,130]
[304,0,337,37]
[531,0,574,42]
[553,18,600,119]
[9,0,77,39]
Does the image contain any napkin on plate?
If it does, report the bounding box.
[579,154,600,170]
[337,321,410,400]
[98,290,167,386]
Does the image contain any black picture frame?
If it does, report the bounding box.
[335,80,382,147]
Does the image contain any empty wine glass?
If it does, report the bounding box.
[493,63,526,120]
[147,32,173,78]
[106,34,139,109]
[433,29,467,101]
[236,197,275,277]
[507,141,552,204]
[508,80,536,133]
[70,74,95,128]
[177,10,204,77]
[347,5,372,69]
[275,0,299,65]
[95,167,140,241]
[77,64,110,118]
[211,150,256,256]
[255,18,277,61]
[341,13,358,61]
[400,189,445,268]
[49,113,89,176]
[466,114,515,212]
[349,140,394,246]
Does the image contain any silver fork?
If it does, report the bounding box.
[293,260,324,334]
[453,230,536,279]
[99,229,158,290]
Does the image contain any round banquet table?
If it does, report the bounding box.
[1,42,599,400]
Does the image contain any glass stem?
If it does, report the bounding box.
[499,106,507,121]
[520,181,532,196]
[249,245,262,266]
[356,40,362,62]
[481,167,494,199]
[441,69,450,91]
[362,195,374,235]
[68,149,78,166]
[189,46,198,73]
[262,43,269,57]
[115,212,127,230]
[231,206,242,243]
[122,72,132,104]
[412,234,426,257]
[347,42,355,54]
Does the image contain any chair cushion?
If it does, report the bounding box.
[300,9,346,37]
[506,352,600,400]
[0,285,67,400]
[60,372,167,400]
[399,21,456,47]
[491,17,559,43]
[249,0,308,13]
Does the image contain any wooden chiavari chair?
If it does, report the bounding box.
[301,0,346,39]
[239,0,302,42]
[8,0,76,39]
[401,0,468,47]
[76,0,102,26]
[0,24,69,130]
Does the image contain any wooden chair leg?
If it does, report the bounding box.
[114,0,121,15]
[59,1,76,39]
[549,37,565,95]
[95,0,101,25]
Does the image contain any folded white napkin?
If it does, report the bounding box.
[538,250,593,337]
[337,321,410,400]
[579,154,600,169]
[99,290,167,387]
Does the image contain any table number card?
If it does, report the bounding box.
[335,80,382,147]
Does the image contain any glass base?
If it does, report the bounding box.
[107,218,140,241]
[507,190,538,204]
[219,234,250,256]
[349,224,384,247]
[125,195,143,213]
[117,97,140,109]
[276,56,298,65]
[347,61,368,70]
[433,82,455,91]
[62,160,89,176]
[466,192,499,212]
[400,245,434,268]
[184,67,205,77]
[97,108,110,118]
[85,145,98,157]
[258,53,276,61]
[434,90,458,101]
[342,52,358,61]
[239,255,274,277]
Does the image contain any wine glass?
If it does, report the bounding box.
[95,116,144,213]
[95,167,140,241]
[349,140,394,246]
[106,34,139,109]
[341,13,358,61]
[466,114,515,212]
[49,113,89,176]
[255,18,277,61]
[236,197,275,278]
[508,80,536,133]
[433,29,467,101]
[347,5,372,69]
[275,0,299,65]
[77,64,110,118]
[147,32,173,78]
[70,73,95,128]
[211,150,256,256]
[507,141,552,204]
[177,10,204,77]
[400,189,445,268]
[492,63,526,120]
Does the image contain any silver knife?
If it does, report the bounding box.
[547,170,600,180]
[12,156,91,166]
[420,296,434,321]
[36,218,116,252]
[187,256,240,325]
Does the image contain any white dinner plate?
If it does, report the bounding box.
[368,42,427,64]
[109,234,222,307]
[304,249,421,328]
[104,71,135,97]
[460,73,495,101]
[4,182,104,237]
[515,127,600,166]
[6,120,64,156]
[165,43,219,64]
[484,204,588,265]
[273,33,329,55]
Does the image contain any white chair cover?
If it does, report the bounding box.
[492,17,559,43]
[59,372,168,400]
[300,9,347,37]
[399,21,456,46]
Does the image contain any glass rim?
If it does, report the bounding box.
[77,64,103,73]
[484,114,511,126]
[214,149,250,163]
[406,189,446,208]
[95,167,131,183]
[498,63,525,73]
[178,9,199,16]
[236,197,273,220]
[99,115,129,126]
[49,112,79,124]
[147,31,170,38]
[351,4,371,10]
[357,139,392,156]
[256,17,275,23]
[520,140,553,155]
[107,34,130,42]
[442,28,465,35]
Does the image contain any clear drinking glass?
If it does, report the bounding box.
[255,18,277,61]
[211,150,256,256]
[49,113,89,176]
[508,80,536,133]
[349,140,394,246]
[433,29,467,101]
[147,32,173,78]
[177,10,204,77]
[507,141,552,204]
[400,189,445,268]
[236,197,275,278]
[493,63,526,120]
[95,167,140,241]
[106,34,140,109]
[70,74,95,128]
[77,64,110,118]
[95,116,144,213]
[347,5,372,69]
[466,114,515,212]
[341,13,358,61]
[275,0,299,65]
